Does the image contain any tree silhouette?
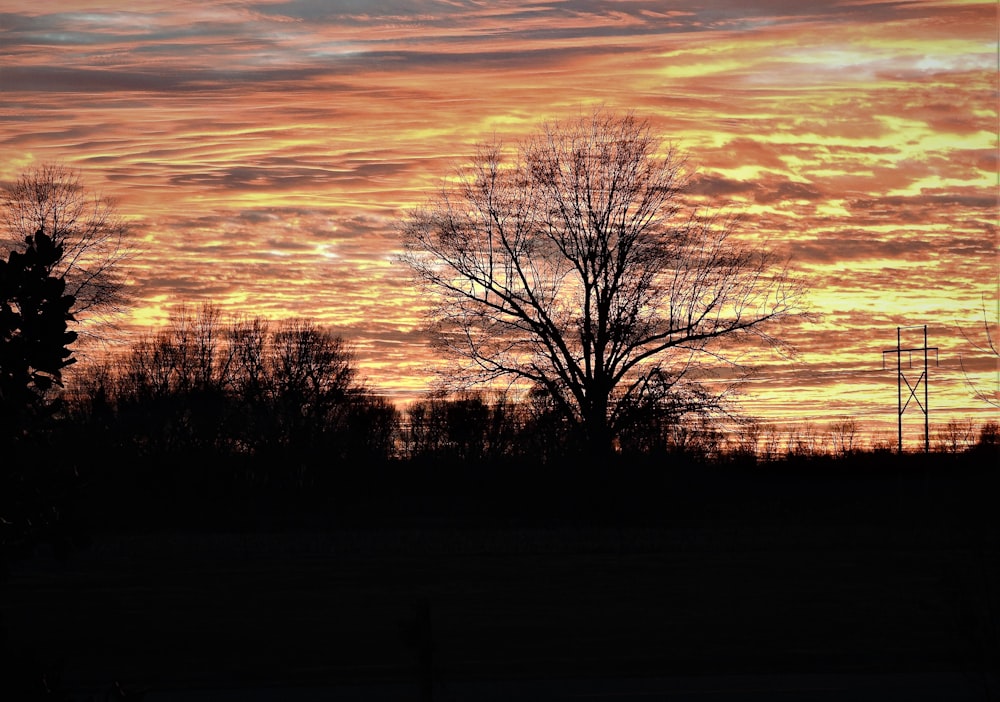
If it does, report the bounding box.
[62,305,400,505]
[404,391,518,463]
[401,109,806,455]
[956,295,999,409]
[0,228,77,436]
[1,229,79,574]
[1,163,133,333]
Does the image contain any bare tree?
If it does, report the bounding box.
[1,163,133,333]
[270,320,356,410]
[935,418,977,454]
[829,417,859,457]
[404,390,518,462]
[957,294,999,409]
[401,109,806,455]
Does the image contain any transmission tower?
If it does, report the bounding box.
[882,325,939,453]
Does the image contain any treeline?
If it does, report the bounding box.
[52,304,1000,471]
[54,304,603,472]
[16,302,1000,474]
[67,306,398,475]
[40,304,733,473]
[4,304,998,541]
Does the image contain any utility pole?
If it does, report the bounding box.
[882,325,938,453]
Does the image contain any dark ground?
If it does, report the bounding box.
[2,456,998,700]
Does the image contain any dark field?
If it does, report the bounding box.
[2,457,998,700]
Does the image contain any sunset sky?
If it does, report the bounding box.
[2,0,997,444]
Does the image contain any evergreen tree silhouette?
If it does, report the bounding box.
[0,228,77,437]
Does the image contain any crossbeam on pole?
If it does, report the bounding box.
[882,325,939,453]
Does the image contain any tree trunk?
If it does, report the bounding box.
[581,391,615,461]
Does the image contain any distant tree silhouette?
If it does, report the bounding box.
[63,305,400,508]
[268,320,356,454]
[509,386,577,464]
[935,418,977,454]
[0,228,77,437]
[405,394,452,459]
[1,163,133,334]
[97,304,232,459]
[401,108,806,455]
[340,392,400,464]
[829,418,859,457]
[616,381,726,456]
[974,420,999,455]
[404,390,518,463]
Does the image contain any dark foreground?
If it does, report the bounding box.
[2,458,998,700]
